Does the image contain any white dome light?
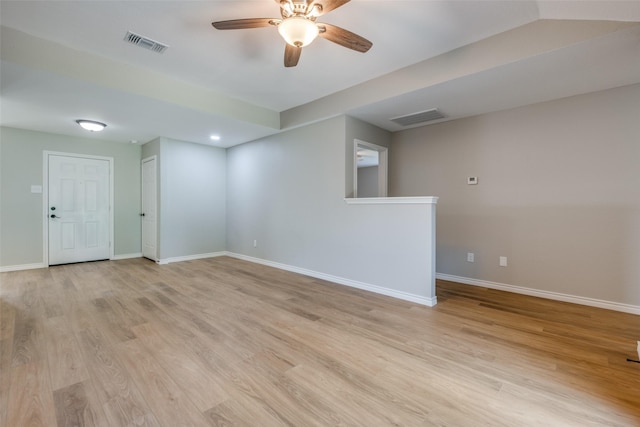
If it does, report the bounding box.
[278,16,319,47]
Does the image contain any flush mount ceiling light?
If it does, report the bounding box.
[76,119,106,132]
[210,135,221,141]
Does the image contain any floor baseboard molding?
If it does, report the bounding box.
[227,252,437,307]
[0,262,47,273]
[156,251,227,265]
[436,273,640,315]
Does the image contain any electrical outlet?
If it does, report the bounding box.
[253,240,257,248]
[467,252,475,262]
[499,256,508,267]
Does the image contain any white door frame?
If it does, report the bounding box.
[43,151,115,266]
[141,155,158,262]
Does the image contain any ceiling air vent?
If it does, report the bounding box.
[124,31,169,54]
[390,108,445,127]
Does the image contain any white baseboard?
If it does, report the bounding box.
[227,252,437,307]
[1,254,142,271]
[112,253,142,260]
[157,251,226,265]
[436,273,640,315]
[0,262,47,273]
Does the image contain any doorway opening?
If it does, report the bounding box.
[353,139,388,198]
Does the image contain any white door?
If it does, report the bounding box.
[141,156,157,261]
[48,155,111,265]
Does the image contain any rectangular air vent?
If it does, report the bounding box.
[390,108,445,127]
[124,31,168,54]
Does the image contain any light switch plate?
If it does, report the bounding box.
[467,177,478,185]
[31,185,42,193]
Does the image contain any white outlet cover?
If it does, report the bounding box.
[499,256,508,267]
[467,177,478,185]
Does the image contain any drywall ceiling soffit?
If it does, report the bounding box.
[0,60,281,148]
[282,19,640,130]
[348,21,640,132]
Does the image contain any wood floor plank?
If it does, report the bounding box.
[0,298,16,341]
[131,322,229,412]
[0,297,16,427]
[53,381,105,427]
[5,361,56,427]
[0,338,14,427]
[115,338,212,426]
[285,361,429,426]
[2,257,640,426]
[38,276,65,319]
[75,326,154,426]
[10,309,44,368]
[44,315,90,391]
[87,297,137,344]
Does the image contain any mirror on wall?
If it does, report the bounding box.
[354,140,388,198]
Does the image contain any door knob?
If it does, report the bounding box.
[50,214,61,219]
[140,213,146,217]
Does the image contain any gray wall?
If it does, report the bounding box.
[357,166,379,198]
[389,83,640,306]
[0,127,141,267]
[227,115,436,301]
[145,137,226,261]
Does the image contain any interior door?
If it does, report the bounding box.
[48,154,110,265]
[141,156,157,261]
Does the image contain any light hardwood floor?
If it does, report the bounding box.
[1,256,639,426]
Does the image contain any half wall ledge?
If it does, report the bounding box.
[344,196,439,205]
[343,196,438,306]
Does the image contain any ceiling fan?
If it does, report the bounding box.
[212,0,372,67]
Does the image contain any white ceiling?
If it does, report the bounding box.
[1,1,639,148]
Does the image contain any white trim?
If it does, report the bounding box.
[111,253,143,260]
[436,273,640,315]
[43,151,115,266]
[227,252,437,307]
[0,263,47,273]
[345,196,439,205]
[141,155,158,262]
[156,251,226,265]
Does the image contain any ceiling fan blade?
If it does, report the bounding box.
[309,0,350,16]
[284,44,302,67]
[318,23,372,53]
[212,18,277,30]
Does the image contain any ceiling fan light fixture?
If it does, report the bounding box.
[278,16,319,47]
[76,119,106,132]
